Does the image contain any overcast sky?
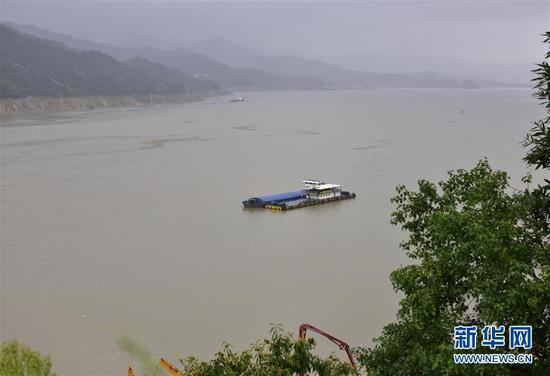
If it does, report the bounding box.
[2,1,548,65]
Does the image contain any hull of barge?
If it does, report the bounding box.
[265,192,356,210]
[243,191,356,210]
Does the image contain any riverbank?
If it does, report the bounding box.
[0,90,227,114]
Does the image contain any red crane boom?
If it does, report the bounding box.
[298,323,357,373]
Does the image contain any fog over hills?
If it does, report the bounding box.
[5,22,328,92]
[5,22,509,92]
[133,47,327,91]
[193,38,507,89]
[3,1,543,88]
[316,52,536,86]
[0,24,209,98]
[3,22,139,61]
[191,37,273,71]
[122,57,221,94]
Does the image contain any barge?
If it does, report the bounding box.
[242,179,356,210]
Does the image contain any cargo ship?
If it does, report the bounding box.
[242,179,356,210]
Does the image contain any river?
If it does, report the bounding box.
[0,89,541,375]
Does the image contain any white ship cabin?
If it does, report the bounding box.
[302,178,324,189]
[305,183,343,200]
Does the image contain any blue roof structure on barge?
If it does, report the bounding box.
[254,190,304,203]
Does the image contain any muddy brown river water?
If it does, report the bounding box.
[0,89,542,375]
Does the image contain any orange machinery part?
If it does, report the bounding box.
[160,357,181,376]
[127,358,181,376]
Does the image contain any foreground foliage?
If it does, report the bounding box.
[356,160,549,375]
[524,32,550,245]
[121,326,354,376]
[0,340,54,376]
[178,326,353,376]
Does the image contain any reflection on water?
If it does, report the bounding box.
[0,89,540,375]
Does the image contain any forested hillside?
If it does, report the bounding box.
[0,25,221,99]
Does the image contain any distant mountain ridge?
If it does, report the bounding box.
[132,46,327,91]
[2,22,509,98]
[5,22,328,92]
[123,56,220,93]
[3,22,140,61]
[191,38,506,89]
[0,24,224,99]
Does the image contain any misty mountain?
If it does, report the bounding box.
[133,47,326,91]
[0,25,221,98]
[191,37,272,70]
[4,22,139,61]
[5,22,327,91]
[192,38,505,89]
[5,22,506,90]
[123,57,221,94]
[318,52,534,85]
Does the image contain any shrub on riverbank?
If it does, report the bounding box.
[121,325,354,376]
[0,340,54,376]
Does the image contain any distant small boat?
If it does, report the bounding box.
[230,96,245,103]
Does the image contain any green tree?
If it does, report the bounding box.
[356,32,550,376]
[526,32,550,171]
[179,326,353,376]
[524,32,550,243]
[122,326,354,376]
[356,160,548,375]
[0,340,54,376]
